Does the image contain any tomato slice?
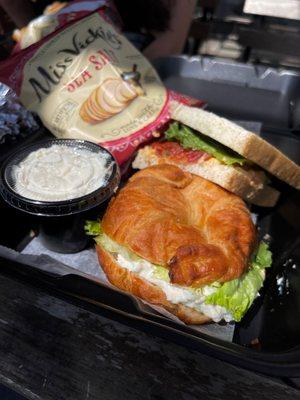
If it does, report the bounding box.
[152,142,211,164]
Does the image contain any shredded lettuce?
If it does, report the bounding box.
[85,220,102,236]
[254,241,272,268]
[205,242,272,321]
[95,230,141,261]
[153,265,170,281]
[165,122,247,166]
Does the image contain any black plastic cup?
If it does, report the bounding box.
[37,204,108,253]
[0,139,120,253]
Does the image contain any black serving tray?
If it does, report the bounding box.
[0,57,300,378]
[0,133,299,378]
[0,212,300,379]
[153,55,300,134]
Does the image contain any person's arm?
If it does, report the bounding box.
[143,0,196,60]
[0,0,36,28]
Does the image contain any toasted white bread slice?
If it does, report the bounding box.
[170,101,300,189]
[132,145,280,207]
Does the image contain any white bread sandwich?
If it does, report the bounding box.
[133,101,300,207]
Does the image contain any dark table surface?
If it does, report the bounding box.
[0,269,300,400]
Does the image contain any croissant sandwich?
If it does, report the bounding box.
[86,164,273,324]
[133,101,300,207]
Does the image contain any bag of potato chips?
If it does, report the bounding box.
[0,4,203,164]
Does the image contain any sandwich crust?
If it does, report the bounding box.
[96,245,211,324]
[102,165,256,287]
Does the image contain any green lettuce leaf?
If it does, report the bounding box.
[254,241,272,269]
[165,122,247,166]
[95,232,140,261]
[205,242,272,321]
[153,265,170,282]
[85,220,102,236]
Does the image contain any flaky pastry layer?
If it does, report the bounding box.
[102,165,256,287]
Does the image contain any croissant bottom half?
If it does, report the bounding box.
[96,245,211,324]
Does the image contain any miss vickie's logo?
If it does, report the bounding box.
[28,24,122,103]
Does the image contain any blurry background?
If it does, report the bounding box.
[188,0,300,70]
[0,0,299,69]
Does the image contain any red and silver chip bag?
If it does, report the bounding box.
[0,4,204,165]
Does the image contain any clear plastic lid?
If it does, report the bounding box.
[0,139,120,216]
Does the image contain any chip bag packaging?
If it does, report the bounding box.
[0,3,204,164]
